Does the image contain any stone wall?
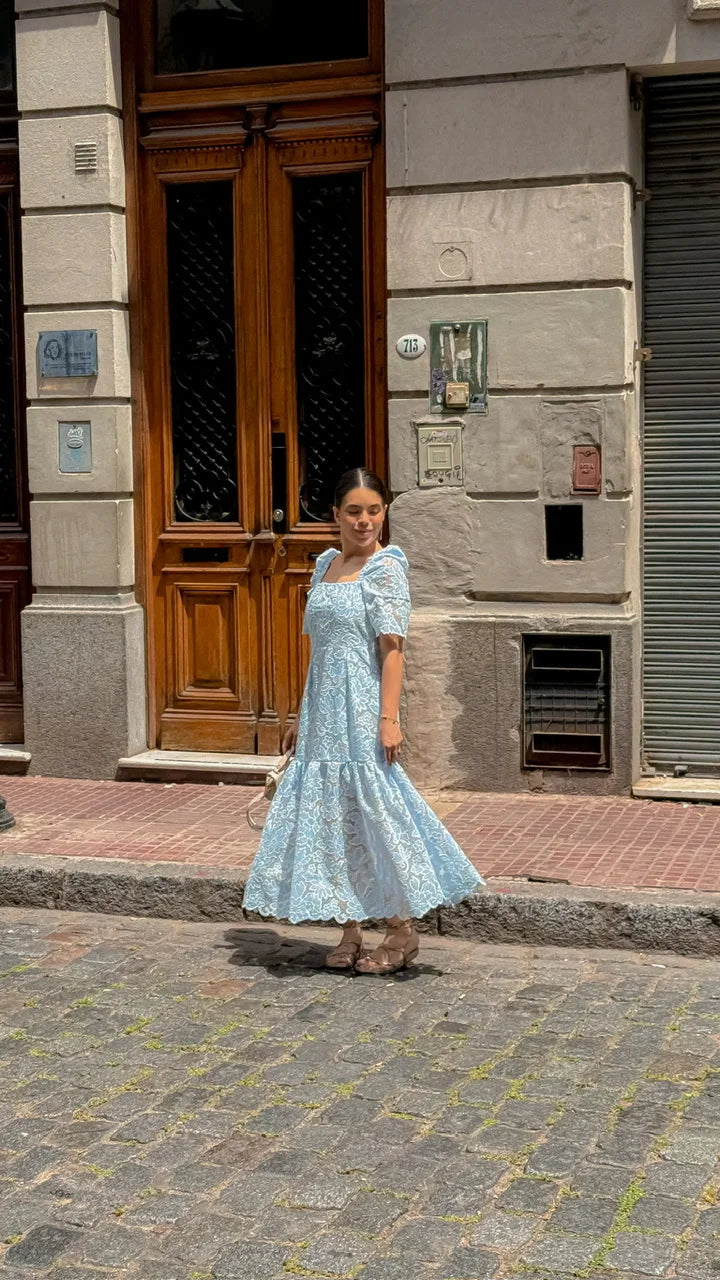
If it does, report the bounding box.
[384,0,720,793]
[15,0,146,778]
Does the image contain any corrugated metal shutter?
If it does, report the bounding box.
[643,75,720,774]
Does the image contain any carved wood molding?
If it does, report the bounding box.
[266,111,379,145]
[140,120,250,154]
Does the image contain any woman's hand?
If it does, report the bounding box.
[281,722,298,756]
[379,717,403,766]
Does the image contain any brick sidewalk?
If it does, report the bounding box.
[0,775,718,894]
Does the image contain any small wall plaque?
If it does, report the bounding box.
[572,444,601,494]
[434,241,473,283]
[429,319,488,414]
[395,333,427,359]
[416,419,463,488]
[39,330,98,378]
[58,421,92,473]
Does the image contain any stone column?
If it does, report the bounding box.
[15,0,146,778]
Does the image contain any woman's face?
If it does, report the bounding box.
[334,486,386,551]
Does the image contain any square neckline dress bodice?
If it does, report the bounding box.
[242,544,484,924]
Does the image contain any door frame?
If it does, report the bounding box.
[0,108,31,743]
[121,0,387,751]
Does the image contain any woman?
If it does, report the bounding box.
[243,469,484,973]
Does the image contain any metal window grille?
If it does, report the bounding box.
[523,634,611,770]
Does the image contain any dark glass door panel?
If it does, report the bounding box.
[0,194,18,523]
[0,0,14,94]
[156,0,368,76]
[166,181,238,523]
[293,172,365,523]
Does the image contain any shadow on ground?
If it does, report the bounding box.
[219,925,442,981]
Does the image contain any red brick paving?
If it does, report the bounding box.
[0,775,718,894]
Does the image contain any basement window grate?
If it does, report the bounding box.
[523,634,611,770]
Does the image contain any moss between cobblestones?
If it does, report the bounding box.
[504,1075,536,1100]
[214,1017,249,1037]
[606,1079,640,1130]
[578,1174,646,1276]
[283,1263,364,1279]
[124,1017,153,1034]
[74,1066,153,1120]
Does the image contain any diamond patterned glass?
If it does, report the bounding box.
[166,181,238,524]
[293,172,366,523]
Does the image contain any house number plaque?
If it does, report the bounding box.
[395,333,427,359]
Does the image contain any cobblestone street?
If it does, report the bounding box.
[1,911,720,1279]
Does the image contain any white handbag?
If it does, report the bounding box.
[245,752,293,830]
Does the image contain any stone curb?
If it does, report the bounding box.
[1,854,720,957]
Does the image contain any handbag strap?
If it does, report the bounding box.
[246,790,267,831]
[245,751,293,831]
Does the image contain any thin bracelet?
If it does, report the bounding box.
[380,715,400,725]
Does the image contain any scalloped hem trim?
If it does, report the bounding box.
[242,881,485,926]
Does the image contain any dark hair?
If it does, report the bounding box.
[333,468,388,509]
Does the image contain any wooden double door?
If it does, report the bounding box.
[137,98,386,753]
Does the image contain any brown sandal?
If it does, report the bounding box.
[325,931,364,971]
[355,923,419,976]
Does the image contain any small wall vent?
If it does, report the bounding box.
[74,142,98,174]
[523,634,611,770]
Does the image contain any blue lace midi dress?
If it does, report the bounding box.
[242,544,484,924]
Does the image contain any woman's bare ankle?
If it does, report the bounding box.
[386,916,412,932]
[340,921,362,937]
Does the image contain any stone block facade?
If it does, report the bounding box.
[381,0,717,792]
[8,0,720,787]
[15,0,145,779]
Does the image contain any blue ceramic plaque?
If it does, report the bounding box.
[58,421,92,474]
[39,330,98,378]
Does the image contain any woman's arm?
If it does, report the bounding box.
[379,634,404,765]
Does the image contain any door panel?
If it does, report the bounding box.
[139,99,385,753]
[0,167,30,744]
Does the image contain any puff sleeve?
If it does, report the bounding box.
[362,546,411,638]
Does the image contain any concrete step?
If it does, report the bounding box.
[633,776,720,804]
[116,749,275,786]
[0,746,31,776]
